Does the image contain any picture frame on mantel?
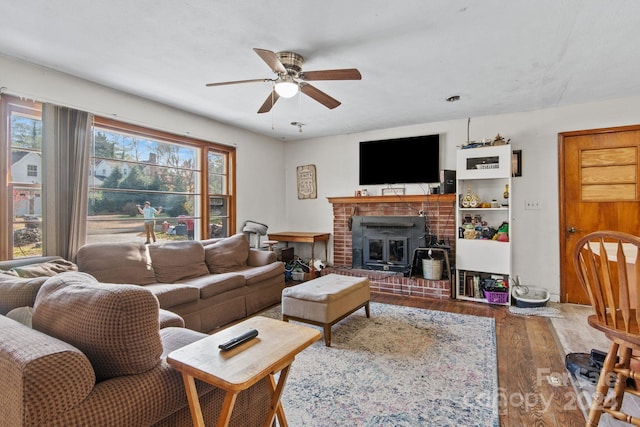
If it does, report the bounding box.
[296,164,317,199]
[382,187,405,196]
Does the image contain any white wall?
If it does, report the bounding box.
[0,54,288,234]
[6,54,640,301]
[284,96,640,301]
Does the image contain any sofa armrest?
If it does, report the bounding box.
[159,309,185,329]
[0,275,49,315]
[0,316,95,426]
[247,249,276,266]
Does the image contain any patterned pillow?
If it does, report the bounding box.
[32,272,163,381]
[204,233,250,274]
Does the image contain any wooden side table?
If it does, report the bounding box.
[267,232,330,267]
[167,316,321,427]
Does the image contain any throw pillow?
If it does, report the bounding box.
[0,269,18,276]
[9,258,78,278]
[75,242,156,285]
[32,272,163,381]
[6,306,34,327]
[148,241,210,283]
[204,233,250,274]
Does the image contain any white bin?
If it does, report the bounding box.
[422,258,443,280]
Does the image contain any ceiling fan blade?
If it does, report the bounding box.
[257,90,280,114]
[206,78,270,87]
[253,48,287,74]
[300,83,341,109]
[300,68,362,81]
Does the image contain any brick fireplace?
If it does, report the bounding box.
[326,194,456,299]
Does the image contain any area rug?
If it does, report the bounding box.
[260,302,499,426]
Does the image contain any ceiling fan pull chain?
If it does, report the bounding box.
[271,82,275,130]
[298,90,303,132]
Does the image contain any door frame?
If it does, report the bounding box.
[558,123,640,302]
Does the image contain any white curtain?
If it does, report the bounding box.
[42,104,92,260]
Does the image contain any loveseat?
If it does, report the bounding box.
[0,233,286,333]
[0,272,273,426]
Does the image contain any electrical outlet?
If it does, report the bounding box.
[525,200,542,210]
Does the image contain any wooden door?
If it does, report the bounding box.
[559,125,640,304]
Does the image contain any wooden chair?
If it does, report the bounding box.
[573,231,640,426]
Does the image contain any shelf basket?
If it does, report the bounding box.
[484,290,509,304]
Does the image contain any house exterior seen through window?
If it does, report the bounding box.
[2,96,43,258]
[0,95,236,259]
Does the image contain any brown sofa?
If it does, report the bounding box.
[0,234,285,333]
[74,233,286,332]
[0,272,273,426]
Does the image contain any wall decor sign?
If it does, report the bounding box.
[297,164,317,199]
[512,150,522,177]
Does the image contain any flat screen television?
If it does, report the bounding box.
[359,134,440,185]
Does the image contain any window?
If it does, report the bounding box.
[208,149,234,238]
[87,117,235,246]
[0,94,235,259]
[0,96,43,259]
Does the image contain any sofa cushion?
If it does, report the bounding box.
[179,272,246,299]
[204,233,250,274]
[148,241,210,283]
[143,283,200,308]
[237,262,286,286]
[32,272,163,381]
[0,274,49,315]
[158,309,185,329]
[160,326,208,359]
[7,258,78,278]
[76,242,156,285]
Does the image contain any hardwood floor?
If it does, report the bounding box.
[371,292,587,426]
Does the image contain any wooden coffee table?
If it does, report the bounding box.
[167,316,321,427]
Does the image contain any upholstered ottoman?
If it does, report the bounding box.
[281,273,370,346]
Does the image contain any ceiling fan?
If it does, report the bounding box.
[205,48,361,113]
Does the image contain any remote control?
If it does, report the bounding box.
[218,329,259,351]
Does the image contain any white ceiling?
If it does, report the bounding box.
[1,0,639,141]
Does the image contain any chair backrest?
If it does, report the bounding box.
[573,231,640,332]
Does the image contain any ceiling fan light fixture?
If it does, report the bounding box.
[275,77,299,98]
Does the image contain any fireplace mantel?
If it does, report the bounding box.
[328,194,456,204]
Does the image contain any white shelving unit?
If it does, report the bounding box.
[455,144,512,305]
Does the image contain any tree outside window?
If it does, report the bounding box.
[1,95,235,259]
